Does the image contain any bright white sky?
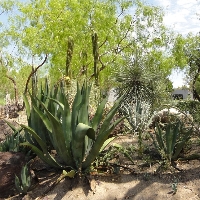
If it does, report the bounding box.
[145,0,200,88]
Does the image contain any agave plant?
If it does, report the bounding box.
[23,78,57,151]
[0,121,25,152]
[20,81,123,173]
[151,121,192,162]
[120,98,151,133]
[15,164,31,195]
[0,133,21,152]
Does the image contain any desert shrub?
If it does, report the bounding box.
[149,107,193,129]
[176,100,200,124]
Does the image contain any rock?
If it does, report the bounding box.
[0,152,26,198]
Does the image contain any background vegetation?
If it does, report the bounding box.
[1,0,197,102]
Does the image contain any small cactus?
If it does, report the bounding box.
[15,164,31,194]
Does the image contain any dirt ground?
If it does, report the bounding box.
[1,114,200,200]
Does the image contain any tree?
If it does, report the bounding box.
[2,0,135,86]
[172,33,200,100]
[195,75,200,95]
[0,52,17,102]
[114,2,176,110]
[1,0,177,89]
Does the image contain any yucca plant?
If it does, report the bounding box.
[20,81,124,173]
[151,121,192,162]
[15,164,31,195]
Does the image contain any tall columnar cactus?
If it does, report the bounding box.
[80,50,88,76]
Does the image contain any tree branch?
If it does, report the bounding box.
[6,74,18,105]
[24,54,48,94]
[115,7,124,24]
[89,56,117,80]
[114,20,135,53]
[99,36,108,49]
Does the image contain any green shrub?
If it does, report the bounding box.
[176,100,200,124]
[0,98,5,105]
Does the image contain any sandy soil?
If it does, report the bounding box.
[1,115,200,200]
[26,160,200,200]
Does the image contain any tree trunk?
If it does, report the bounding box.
[6,75,18,105]
[92,32,99,86]
[192,64,200,101]
[66,36,74,77]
